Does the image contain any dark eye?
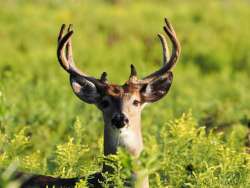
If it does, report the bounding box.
[100,100,109,108]
[133,100,140,107]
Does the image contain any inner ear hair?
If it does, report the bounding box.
[140,72,173,103]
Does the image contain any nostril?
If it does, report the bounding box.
[111,113,128,129]
[124,118,129,124]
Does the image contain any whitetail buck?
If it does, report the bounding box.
[18,18,180,188]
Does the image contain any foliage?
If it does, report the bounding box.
[0,113,249,187]
[0,0,249,187]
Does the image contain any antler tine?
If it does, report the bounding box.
[162,18,180,70]
[66,24,73,63]
[57,27,73,72]
[57,25,106,87]
[141,18,181,83]
[128,64,138,83]
[157,33,170,65]
[58,24,66,43]
[130,64,137,77]
[100,72,108,83]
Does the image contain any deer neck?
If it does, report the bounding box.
[102,116,149,187]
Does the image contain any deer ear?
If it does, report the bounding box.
[70,75,101,104]
[141,72,173,103]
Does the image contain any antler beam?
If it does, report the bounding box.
[57,24,106,88]
[141,18,181,83]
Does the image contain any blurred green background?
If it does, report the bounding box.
[0,0,249,187]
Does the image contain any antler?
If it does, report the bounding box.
[57,19,180,99]
[140,18,181,84]
[57,24,106,88]
[157,33,170,65]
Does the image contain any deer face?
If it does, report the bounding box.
[98,90,143,156]
[57,18,180,156]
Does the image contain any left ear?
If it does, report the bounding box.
[140,72,173,103]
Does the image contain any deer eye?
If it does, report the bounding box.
[100,100,110,108]
[133,100,140,107]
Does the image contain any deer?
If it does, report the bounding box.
[16,18,180,188]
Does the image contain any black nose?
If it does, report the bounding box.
[111,113,129,129]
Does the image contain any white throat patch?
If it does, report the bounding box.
[118,127,141,156]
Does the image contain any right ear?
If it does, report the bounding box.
[70,75,101,104]
[140,72,173,103]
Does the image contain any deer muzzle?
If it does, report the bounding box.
[111,113,129,129]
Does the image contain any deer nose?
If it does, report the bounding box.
[111,113,129,129]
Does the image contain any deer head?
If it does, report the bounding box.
[57,18,180,159]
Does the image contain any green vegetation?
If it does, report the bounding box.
[0,0,249,187]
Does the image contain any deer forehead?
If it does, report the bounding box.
[123,92,140,102]
[107,91,140,104]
